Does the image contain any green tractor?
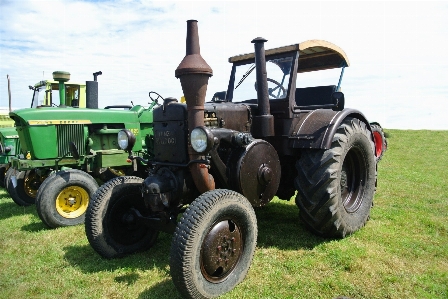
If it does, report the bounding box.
[7,71,158,228]
[0,74,87,189]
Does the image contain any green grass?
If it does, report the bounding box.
[1,130,447,299]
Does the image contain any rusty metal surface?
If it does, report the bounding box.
[176,20,215,193]
[227,139,280,207]
[251,37,274,138]
[204,103,251,132]
[175,20,212,78]
[290,108,371,149]
[201,219,243,282]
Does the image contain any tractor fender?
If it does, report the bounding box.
[290,108,371,150]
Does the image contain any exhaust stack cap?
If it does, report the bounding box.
[175,20,213,78]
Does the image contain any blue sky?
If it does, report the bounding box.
[1,0,447,129]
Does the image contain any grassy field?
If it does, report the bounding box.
[0,129,447,299]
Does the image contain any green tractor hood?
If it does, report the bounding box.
[9,106,153,160]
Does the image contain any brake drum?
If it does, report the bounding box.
[227,139,280,207]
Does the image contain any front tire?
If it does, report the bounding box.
[0,164,8,188]
[36,169,99,228]
[295,117,376,238]
[85,176,159,259]
[7,169,46,206]
[170,189,258,299]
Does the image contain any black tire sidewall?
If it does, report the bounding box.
[0,165,7,188]
[12,170,37,205]
[7,169,34,206]
[335,123,376,231]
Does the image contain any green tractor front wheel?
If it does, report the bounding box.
[0,164,8,188]
[6,169,46,206]
[36,169,99,228]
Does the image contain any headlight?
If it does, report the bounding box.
[190,127,211,153]
[118,129,136,151]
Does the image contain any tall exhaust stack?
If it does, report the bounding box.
[252,37,274,137]
[175,20,215,193]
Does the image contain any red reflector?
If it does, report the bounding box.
[126,159,132,163]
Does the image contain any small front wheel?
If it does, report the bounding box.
[7,169,47,206]
[0,164,8,188]
[36,169,99,228]
[170,189,257,299]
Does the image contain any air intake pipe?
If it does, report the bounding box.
[52,71,70,107]
[175,20,215,193]
[251,37,274,137]
[86,71,102,109]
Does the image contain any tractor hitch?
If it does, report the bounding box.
[126,208,176,233]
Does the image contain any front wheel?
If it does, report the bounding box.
[7,169,47,206]
[170,189,258,299]
[295,117,376,238]
[85,176,159,259]
[0,164,8,188]
[36,169,99,228]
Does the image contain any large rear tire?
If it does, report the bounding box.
[170,189,257,299]
[295,117,376,238]
[36,169,99,228]
[85,176,159,259]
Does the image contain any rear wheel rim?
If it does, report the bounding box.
[55,186,89,218]
[24,171,46,198]
[373,131,383,157]
[341,147,365,213]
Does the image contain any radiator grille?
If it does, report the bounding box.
[56,124,85,157]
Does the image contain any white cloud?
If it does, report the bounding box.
[1,0,447,129]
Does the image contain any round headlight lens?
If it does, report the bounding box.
[190,127,208,153]
[118,130,129,150]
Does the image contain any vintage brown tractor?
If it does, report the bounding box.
[85,20,378,298]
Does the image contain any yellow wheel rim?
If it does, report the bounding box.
[55,186,89,219]
[24,171,47,198]
[108,167,126,176]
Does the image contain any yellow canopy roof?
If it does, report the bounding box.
[229,39,350,73]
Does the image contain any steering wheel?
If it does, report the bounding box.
[254,78,286,99]
[148,91,163,108]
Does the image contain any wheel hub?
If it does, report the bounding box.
[201,219,243,283]
[67,196,77,206]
